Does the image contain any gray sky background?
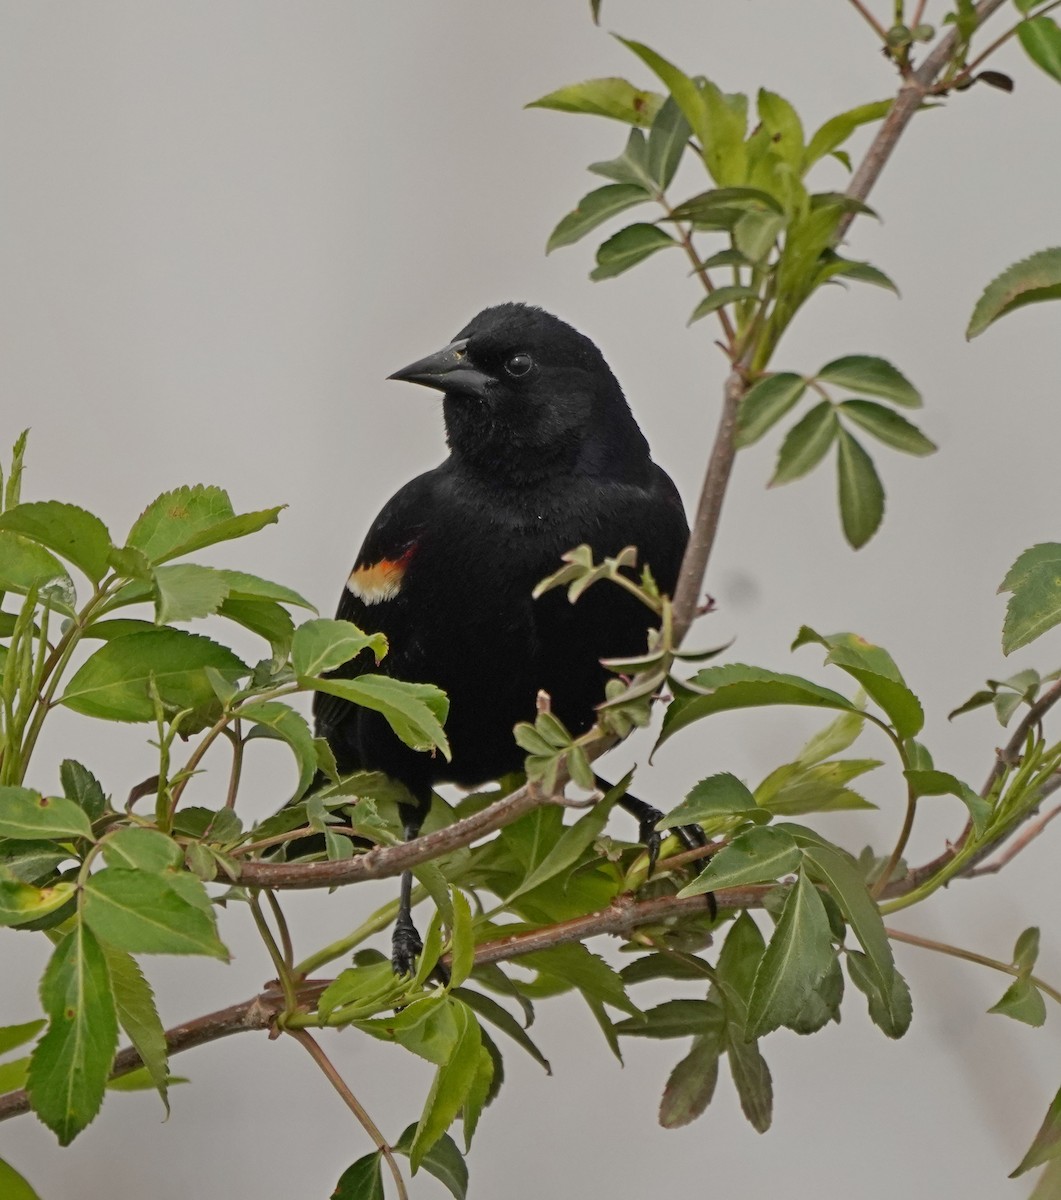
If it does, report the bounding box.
[2,2,1060,1197]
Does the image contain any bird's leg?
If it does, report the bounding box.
[391,809,425,976]
[599,775,717,917]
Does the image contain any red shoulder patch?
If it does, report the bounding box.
[346,543,416,605]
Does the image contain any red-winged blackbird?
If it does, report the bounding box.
[313,303,702,972]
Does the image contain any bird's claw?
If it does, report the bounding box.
[391,918,423,978]
[636,808,717,918]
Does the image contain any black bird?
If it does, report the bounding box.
[313,303,699,973]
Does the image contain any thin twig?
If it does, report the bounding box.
[287,1028,409,1200]
[847,0,891,41]
[954,0,1061,83]
[967,801,1061,876]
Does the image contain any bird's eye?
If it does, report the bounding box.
[504,353,533,378]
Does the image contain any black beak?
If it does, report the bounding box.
[387,338,492,399]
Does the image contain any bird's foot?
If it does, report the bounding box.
[636,808,717,918]
[391,917,423,978]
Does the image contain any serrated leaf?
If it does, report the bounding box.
[845,949,913,1038]
[754,758,879,815]
[836,430,884,548]
[839,400,936,455]
[452,988,551,1075]
[520,943,640,1018]
[659,1033,721,1128]
[969,247,1061,338]
[332,1152,385,1200]
[614,999,724,1039]
[126,485,282,566]
[999,544,1061,654]
[769,400,838,485]
[590,222,678,281]
[307,675,450,759]
[59,761,107,822]
[679,826,800,896]
[657,771,757,827]
[0,502,112,584]
[410,1002,482,1171]
[0,787,94,841]
[797,709,866,765]
[726,1034,773,1132]
[990,976,1047,1027]
[0,532,76,614]
[82,868,228,958]
[101,828,183,872]
[240,701,317,802]
[60,629,246,723]
[1012,1085,1061,1177]
[101,946,170,1111]
[1019,16,1061,83]
[746,870,837,1037]
[0,879,77,927]
[546,184,650,253]
[151,563,231,624]
[646,94,691,188]
[526,77,661,125]
[735,373,807,447]
[291,617,387,676]
[26,924,118,1145]
[818,354,921,407]
[395,1124,469,1199]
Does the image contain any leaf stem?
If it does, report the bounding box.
[847,0,891,42]
[248,890,298,1013]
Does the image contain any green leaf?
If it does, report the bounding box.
[659,663,854,748]
[679,826,800,896]
[410,1002,482,1171]
[1015,926,1041,972]
[726,1034,773,1132]
[0,1157,43,1200]
[546,184,650,253]
[526,77,661,125]
[839,400,936,456]
[836,430,885,548]
[1018,16,1061,83]
[587,128,655,189]
[802,100,892,171]
[969,247,1061,338]
[734,211,785,263]
[1012,1085,1061,1177]
[0,840,71,884]
[845,949,913,1038]
[332,1152,385,1200]
[26,924,118,1144]
[452,988,551,1075]
[0,1056,29,1094]
[903,768,989,834]
[0,1019,46,1056]
[792,627,923,738]
[0,502,112,585]
[520,943,640,1018]
[746,870,837,1037]
[60,629,246,723]
[757,88,804,168]
[816,253,899,294]
[659,1033,721,1128]
[769,400,838,485]
[291,618,387,677]
[82,868,228,958]
[3,430,29,512]
[754,759,879,816]
[1000,543,1061,654]
[989,976,1047,1027]
[395,1125,468,1199]
[590,222,678,281]
[614,999,724,1039]
[798,711,871,767]
[447,888,475,990]
[735,373,807,447]
[125,485,282,566]
[151,564,231,624]
[101,946,171,1111]
[688,286,759,325]
[0,786,93,841]
[308,675,450,759]
[646,94,691,189]
[0,532,75,613]
[657,771,757,827]
[240,701,318,802]
[59,760,107,822]
[817,354,921,407]
[0,878,77,927]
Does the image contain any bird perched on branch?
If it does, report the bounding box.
[313,302,702,973]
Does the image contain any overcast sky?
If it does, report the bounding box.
[2,3,1060,1198]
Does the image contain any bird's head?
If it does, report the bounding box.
[388,303,648,483]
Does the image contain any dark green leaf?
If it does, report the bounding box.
[0,502,112,585]
[839,400,936,455]
[82,868,228,958]
[1018,17,1061,83]
[26,924,118,1144]
[307,675,449,759]
[726,1034,773,1132]
[125,485,282,566]
[0,532,75,613]
[969,247,1061,339]
[817,253,899,294]
[615,999,724,1039]
[657,771,757,827]
[60,629,246,723]
[845,949,912,1038]
[904,768,989,834]
[818,354,921,407]
[688,286,759,325]
[59,761,107,822]
[646,95,691,188]
[240,701,317,802]
[0,1156,42,1200]
[395,1125,468,1200]
[0,787,93,841]
[0,840,71,884]
[1000,543,1061,654]
[332,1152,385,1200]
[769,400,838,485]
[547,184,650,253]
[659,1033,721,1128]
[668,187,782,222]
[101,946,170,1111]
[152,564,231,624]
[836,430,884,548]
[452,989,550,1074]
[590,222,678,281]
[990,977,1047,1027]
[520,944,641,1017]
[587,128,655,188]
[735,373,807,447]
[747,870,837,1037]
[680,826,800,896]
[291,617,387,677]
[1012,1085,1061,1177]
[526,77,661,125]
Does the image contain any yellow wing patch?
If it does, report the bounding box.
[346,547,414,605]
